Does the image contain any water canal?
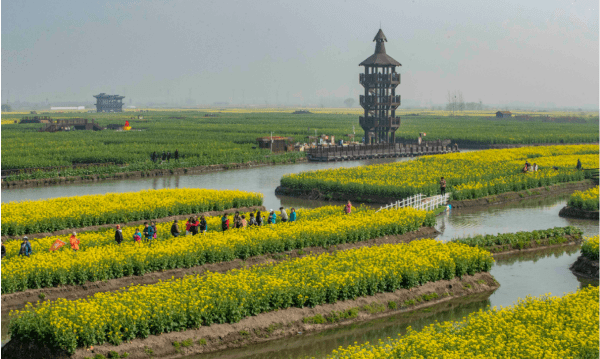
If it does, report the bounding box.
[1,157,598,357]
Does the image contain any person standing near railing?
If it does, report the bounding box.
[440,177,446,196]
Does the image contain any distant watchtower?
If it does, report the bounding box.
[359,29,401,144]
[94,93,125,112]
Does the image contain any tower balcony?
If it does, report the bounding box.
[359,116,401,130]
[359,73,400,86]
[359,95,401,108]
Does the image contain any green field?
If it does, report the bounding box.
[1,110,598,181]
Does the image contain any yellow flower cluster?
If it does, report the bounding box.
[8,239,493,354]
[281,145,598,200]
[1,188,263,235]
[1,207,434,293]
[581,236,599,260]
[1,206,350,260]
[323,286,599,359]
[568,186,599,211]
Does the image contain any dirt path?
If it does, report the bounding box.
[1,206,266,242]
[1,272,498,359]
[0,227,440,314]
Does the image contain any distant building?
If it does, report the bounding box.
[94,93,125,112]
[51,106,85,110]
[496,111,512,118]
[256,136,294,153]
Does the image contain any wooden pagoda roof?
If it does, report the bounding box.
[359,29,402,67]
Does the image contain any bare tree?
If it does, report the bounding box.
[344,98,355,108]
[457,91,465,112]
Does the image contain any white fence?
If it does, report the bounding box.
[377,193,451,212]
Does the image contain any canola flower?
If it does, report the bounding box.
[8,239,493,354]
[1,188,263,236]
[581,236,599,261]
[450,226,582,252]
[568,186,599,211]
[1,207,435,293]
[281,145,598,200]
[323,286,599,359]
[1,205,351,260]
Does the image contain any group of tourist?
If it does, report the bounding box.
[151,149,179,163]
[522,161,539,173]
[5,203,356,257]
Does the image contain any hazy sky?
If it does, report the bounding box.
[2,0,598,107]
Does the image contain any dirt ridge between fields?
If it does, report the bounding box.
[1,227,440,314]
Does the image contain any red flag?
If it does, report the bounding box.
[49,239,66,252]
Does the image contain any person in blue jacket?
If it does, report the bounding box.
[289,208,297,222]
[19,237,32,257]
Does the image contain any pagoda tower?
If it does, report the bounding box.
[359,29,401,144]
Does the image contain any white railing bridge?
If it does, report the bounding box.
[376,193,451,212]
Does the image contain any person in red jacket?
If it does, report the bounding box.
[69,232,80,251]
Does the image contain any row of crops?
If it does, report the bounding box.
[8,239,494,354]
[280,145,599,200]
[568,186,599,211]
[1,188,263,235]
[1,111,598,180]
[323,286,599,359]
[1,206,435,293]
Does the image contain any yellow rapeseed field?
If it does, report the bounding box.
[568,186,599,211]
[1,188,263,235]
[323,286,599,359]
[281,145,599,200]
[8,239,493,354]
[1,207,435,293]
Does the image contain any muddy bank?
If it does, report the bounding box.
[0,227,439,315]
[570,255,599,279]
[275,186,396,204]
[276,180,595,207]
[1,158,308,190]
[1,272,497,359]
[558,206,599,220]
[1,206,266,242]
[448,180,595,210]
[488,237,582,256]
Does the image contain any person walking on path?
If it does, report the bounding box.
[289,208,297,222]
[69,232,80,251]
[576,159,582,170]
[133,228,142,243]
[199,215,208,234]
[167,151,171,161]
[221,213,230,233]
[190,216,199,236]
[171,220,181,237]
[185,217,193,236]
[248,213,257,226]
[115,225,124,245]
[280,207,288,222]
[241,215,247,228]
[345,201,352,215]
[19,237,32,257]
[533,163,538,172]
[233,212,242,229]
[162,151,167,161]
[268,209,276,225]
[256,211,263,226]
[1,239,5,259]
[143,222,153,243]
[174,149,179,161]
[151,221,158,241]
[440,177,447,196]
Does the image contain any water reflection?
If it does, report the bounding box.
[1,157,417,210]
[183,293,493,359]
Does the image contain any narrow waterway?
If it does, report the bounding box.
[177,193,598,359]
[1,157,417,209]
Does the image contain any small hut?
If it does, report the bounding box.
[496,111,512,118]
[256,136,294,152]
